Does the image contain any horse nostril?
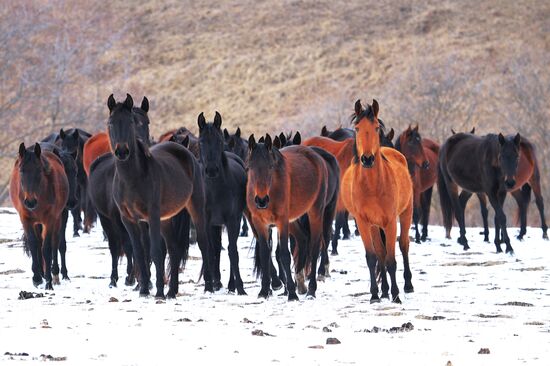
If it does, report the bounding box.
[24,198,37,210]
[360,154,375,168]
[505,179,516,188]
[254,195,269,209]
[422,161,430,169]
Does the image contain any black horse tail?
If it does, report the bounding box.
[293,215,311,274]
[166,209,191,284]
[251,229,274,278]
[22,233,31,257]
[437,162,454,237]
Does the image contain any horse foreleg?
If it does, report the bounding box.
[477,193,490,242]
[371,226,388,299]
[148,206,165,299]
[42,229,54,290]
[59,208,69,281]
[122,217,150,296]
[355,219,379,303]
[382,220,400,303]
[277,222,298,301]
[512,187,528,240]
[227,216,246,295]
[161,220,181,299]
[98,213,119,287]
[399,204,414,294]
[23,221,43,286]
[530,178,548,239]
[420,187,433,242]
[488,190,512,253]
[207,225,223,291]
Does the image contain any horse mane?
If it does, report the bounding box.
[136,138,152,159]
[89,151,113,174]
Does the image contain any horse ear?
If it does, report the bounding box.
[198,112,206,130]
[72,129,79,140]
[168,135,176,143]
[372,99,379,118]
[321,126,328,136]
[141,96,149,113]
[214,111,222,129]
[223,128,230,141]
[107,94,116,113]
[18,142,26,159]
[235,127,241,138]
[354,99,363,117]
[258,136,265,143]
[248,134,256,151]
[293,131,301,145]
[123,94,134,110]
[59,128,66,139]
[182,135,190,149]
[471,127,476,134]
[279,132,286,146]
[498,133,506,145]
[273,135,281,149]
[265,134,272,151]
[413,124,419,132]
[451,128,456,135]
[387,128,394,141]
[514,133,521,146]
[34,142,41,158]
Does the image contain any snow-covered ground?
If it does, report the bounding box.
[0,207,548,365]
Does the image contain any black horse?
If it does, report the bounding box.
[438,132,522,253]
[223,127,250,237]
[199,112,248,294]
[107,94,213,298]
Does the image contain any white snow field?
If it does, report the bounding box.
[0,207,549,365]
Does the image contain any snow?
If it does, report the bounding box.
[0,207,549,365]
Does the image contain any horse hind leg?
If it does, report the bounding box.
[355,220,380,303]
[530,180,548,239]
[59,208,70,281]
[227,216,246,295]
[23,222,43,286]
[371,227,389,299]
[399,203,414,294]
[208,225,223,291]
[420,187,433,242]
[477,193,490,242]
[512,187,529,240]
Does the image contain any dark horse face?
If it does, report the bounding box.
[107,94,135,161]
[224,127,247,162]
[248,134,277,209]
[353,99,382,169]
[18,143,46,211]
[59,128,80,156]
[379,125,395,148]
[132,96,151,145]
[498,133,521,189]
[198,111,225,179]
[400,125,429,169]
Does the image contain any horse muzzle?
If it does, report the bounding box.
[505,178,516,189]
[114,144,130,161]
[360,154,375,168]
[255,195,270,209]
[23,198,38,211]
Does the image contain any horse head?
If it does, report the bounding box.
[198,111,225,179]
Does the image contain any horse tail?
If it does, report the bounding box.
[252,230,273,279]
[21,233,31,257]
[437,161,454,236]
[293,215,311,274]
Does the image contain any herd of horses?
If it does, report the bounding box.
[9,94,547,303]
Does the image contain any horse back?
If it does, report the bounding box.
[83,132,110,176]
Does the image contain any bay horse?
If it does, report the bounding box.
[474,137,547,241]
[272,135,340,293]
[107,94,212,298]
[247,134,329,300]
[438,132,522,253]
[395,125,439,243]
[159,127,199,158]
[341,99,414,304]
[223,127,250,237]
[10,143,69,290]
[83,96,151,177]
[198,112,248,294]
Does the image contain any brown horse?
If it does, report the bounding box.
[107,94,213,298]
[10,143,69,290]
[341,99,414,304]
[302,136,355,253]
[159,127,200,158]
[395,125,439,243]
[247,134,329,300]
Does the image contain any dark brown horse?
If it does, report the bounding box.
[438,132,522,253]
[159,127,200,158]
[247,134,329,300]
[395,125,439,243]
[107,94,213,298]
[10,143,69,290]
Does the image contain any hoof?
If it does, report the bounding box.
[166,291,177,299]
[73,232,80,238]
[239,231,248,237]
[370,296,381,304]
[505,248,514,255]
[62,274,70,281]
[404,285,414,293]
[317,274,325,282]
[355,229,360,236]
[155,293,166,300]
[109,279,117,288]
[52,275,60,285]
[392,296,402,304]
[415,239,421,244]
[258,289,272,299]
[305,292,316,299]
[342,234,350,240]
[543,233,548,240]
[288,292,299,301]
[297,285,307,295]
[204,283,214,293]
[125,276,135,286]
[271,278,283,291]
[496,247,503,253]
[213,280,223,292]
[237,288,247,296]
[139,291,149,298]
[381,292,389,300]
[33,278,43,287]
[45,282,54,291]
[330,249,339,256]
[420,235,428,242]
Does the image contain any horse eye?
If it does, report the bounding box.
[416,137,420,141]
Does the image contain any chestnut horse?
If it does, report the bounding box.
[341,99,414,304]
[10,143,69,290]
[107,94,212,298]
[395,125,439,243]
[247,134,329,300]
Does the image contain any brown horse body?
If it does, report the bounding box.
[83,132,110,177]
[10,144,69,290]
[247,136,329,300]
[396,127,439,243]
[341,100,414,304]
